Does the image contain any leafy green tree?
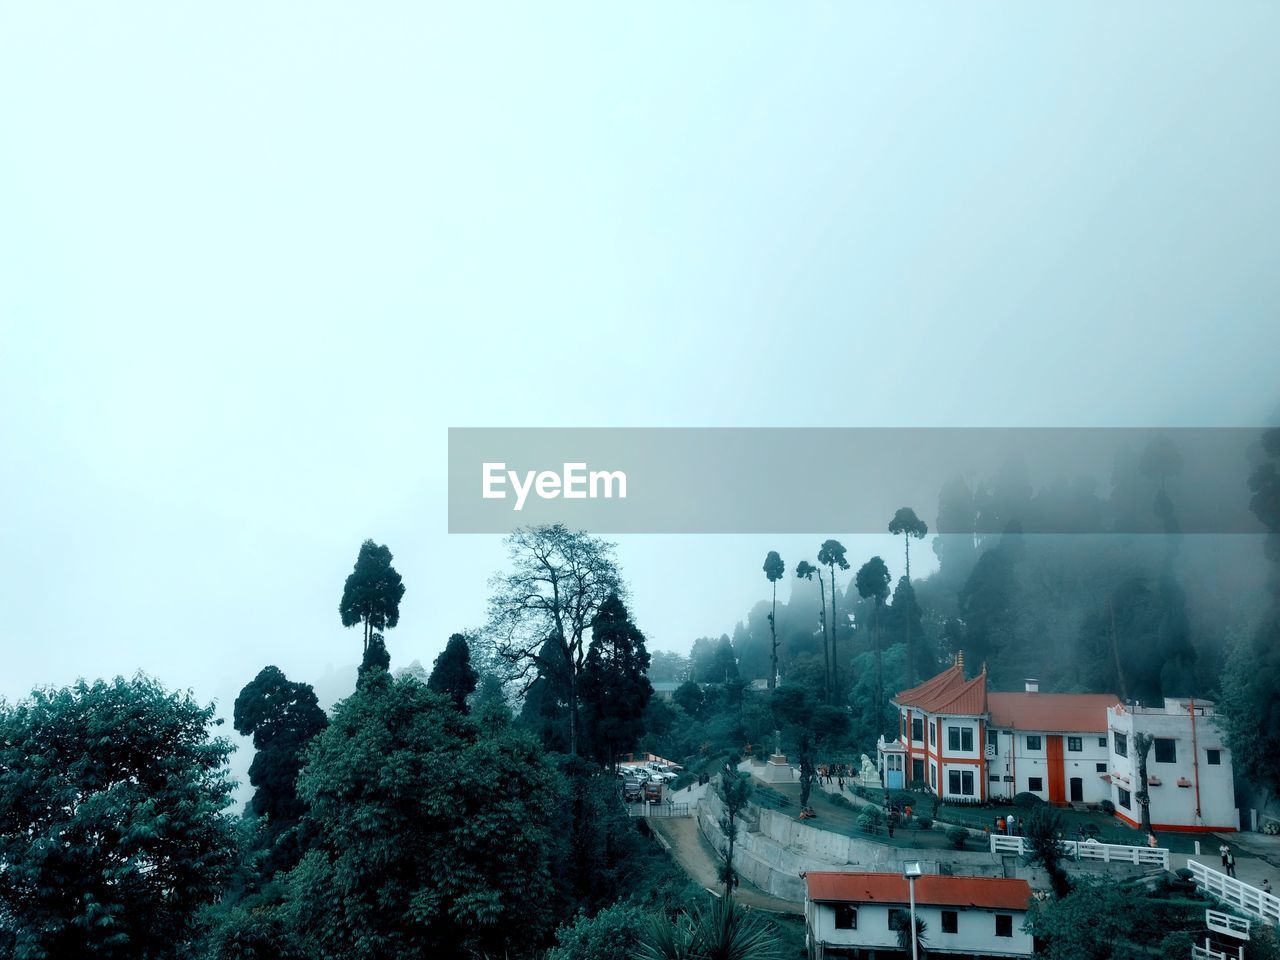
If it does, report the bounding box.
[649,650,691,683]
[797,729,817,808]
[795,560,829,703]
[488,524,622,757]
[547,901,650,960]
[673,679,705,719]
[282,672,561,959]
[233,666,328,874]
[0,676,238,960]
[1022,804,1071,898]
[357,631,390,684]
[763,551,785,690]
[817,540,850,702]
[888,508,929,686]
[426,632,478,711]
[580,593,654,767]
[855,556,892,736]
[339,539,406,655]
[716,767,754,898]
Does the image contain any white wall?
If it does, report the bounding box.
[1107,704,1237,830]
[809,899,1033,957]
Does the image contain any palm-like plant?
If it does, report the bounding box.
[892,911,928,957]
[888,508,929,686]
[639,896,783,960]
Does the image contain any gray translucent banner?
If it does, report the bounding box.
[447,427,1271,534]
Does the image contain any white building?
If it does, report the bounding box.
[878,656,1118,806]
[804,870,1034,959]
[1107,699,1237,833]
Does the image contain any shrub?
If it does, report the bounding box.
[828,793,851,808]
[946,826,968,850]
[1014,792,1044,809]
[1099,799,1116,816]
[915,816,933,831]
[857,808,884,835]
[1175,867,1194,881]
[887,791,915,812]
[1159,932,1194,958]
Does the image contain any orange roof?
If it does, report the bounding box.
[806,872,1031,911]
[988,692,1119,733]
[893,663,988,715]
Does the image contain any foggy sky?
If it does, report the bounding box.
[3,0,1279,748]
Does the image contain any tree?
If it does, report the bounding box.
[855,556,893,737]
[797,729,817,809]
[888,509,929,686]
[891,912,928,958]
[1022,804,1071,898]
[717,766,754,898]
[547,901,650,960]
[0,676,238,960]
[795,560,829,703]
[233,666,328,872]
[1133,732,1154,836]
[763,551,785,690]
[339,539,406,655]
[639,896,782,960]
[427,633,479,711]
[817,540,850,702]
[673,679,705,719]
[580,593,654,767]
[283,672,561,959]
[358,631,390,684]
[488,524,622,757]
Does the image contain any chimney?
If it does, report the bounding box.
[1025,679,1039,694]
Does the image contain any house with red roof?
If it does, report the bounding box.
[804,870,1034,959]
[877,654,1119,806]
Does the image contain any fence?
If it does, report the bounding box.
[1188,859,1280,926]
[1193,940,1244,960]
[989,834,1169,869]
[627,802,691,819]
[1205,909,1251,940]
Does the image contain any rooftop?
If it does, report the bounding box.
[989,691,1120,733]
[893,661,987,715]
[805,871,1032,911]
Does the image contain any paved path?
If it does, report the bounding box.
[649,815,803,915]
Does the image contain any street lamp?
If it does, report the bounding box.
[903,861,922,960]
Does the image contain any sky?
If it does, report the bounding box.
[2,1,1279,743]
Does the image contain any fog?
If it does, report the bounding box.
[3,4,1280,797]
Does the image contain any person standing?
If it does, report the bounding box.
[1226,850,1237,879]
[1221,842,1230,869]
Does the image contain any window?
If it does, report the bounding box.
[1067,736,1083,752]
[1026,735,1042,751]
[930,723,936,746]
[1154,738,1177,764]
[949,726,960,751]
[995,914,1013,938]
[1028,777,1043,792]
[1207,749,1222,766]
[888,908,906,930]
[941,910,958,934]
[989,772,1001,781]
[912,718,924,742]
[988,727,999,747]
[834,905,857,930]
[949,770,961,795]
[1114,732,1128,757]
[1099,737,1108,747]
[962,770,974,795]
[1118,788,1131,809]
[962,728,973,751]
[930,764,937,788]
[948,726,974,752]
[1096,762,1108,772]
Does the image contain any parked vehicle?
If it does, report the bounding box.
[622,778,644,802]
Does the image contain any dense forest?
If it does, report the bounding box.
[2,430,1279,959]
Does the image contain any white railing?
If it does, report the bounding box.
[989,835,1169,868]
[1206,909,1251,940]
[1189,860,1280,926]
[1193,940,1244,960]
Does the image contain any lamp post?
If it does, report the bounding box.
[903,860,922,960]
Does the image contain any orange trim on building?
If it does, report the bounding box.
[1047,735,1066,804]
[1112,809,1236,833]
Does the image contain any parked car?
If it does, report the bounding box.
[622,778,644,802]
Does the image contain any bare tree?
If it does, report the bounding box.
[1134,732,1155,836]
[487,524,622,757]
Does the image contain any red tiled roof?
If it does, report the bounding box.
[806,872,1031,911]
[893,663,988,715]
[988,692,1119,733]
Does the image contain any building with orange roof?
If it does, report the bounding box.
[878,655,1121,807]
[804,870,1033,958]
